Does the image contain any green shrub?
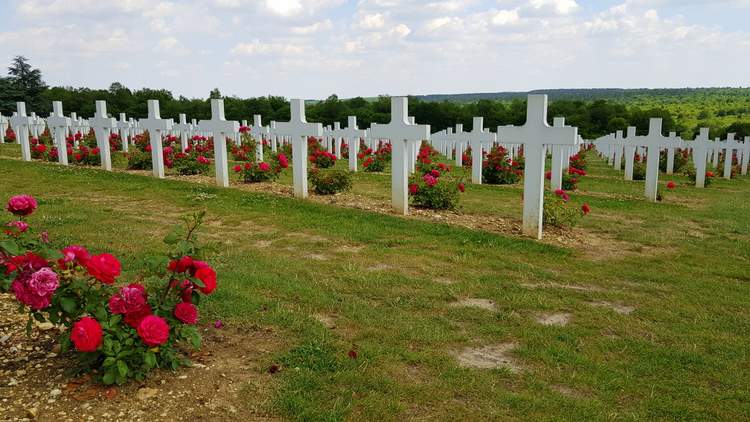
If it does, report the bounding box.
[309,168,352,195]
[127,149,152,170]
[632,161,646,180]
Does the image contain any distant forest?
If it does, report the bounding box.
[1,56,748,140]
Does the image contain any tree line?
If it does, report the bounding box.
[1,56,748,140]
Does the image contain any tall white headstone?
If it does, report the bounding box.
[250,115,268,162]
[690,128,712,188]
[338,116,366,172]
[173,114,191,152]
[89,101,117,171]
[116,113,130,153]
[140,100,173,179]
[721,133,741,180]
[741,137,749,176]
[497,95,578,239]
[274,100,323,199]
[466,117,496,185]
[47,101,71,165]
[10,103,32,161]
[368,97,430,215]
[199,99,239,187]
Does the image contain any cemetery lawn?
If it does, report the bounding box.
[1,151,749,421]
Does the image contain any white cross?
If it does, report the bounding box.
[140,100,173,179]
[199,99,239,187]
[89,101,117,171]
[689,128,712,188]
[739,136,749,176]
[635,119,681,201]
[549,117,570,191]
[454,124,465,167]
[497,94,577,239]
[721,133,741,179]
[173,114,191,152]
[622,127,638,181]
[116,113,131,153]
[250,115,269,162]
[664,132,683,174]
[0,114,8,143]
[10,102,32,161]
[463,117,496,185]
[368,97,430,215]
[274,99,323,199]
[613,130,625,171]
[47,101,71,165]
[338,116,366,172]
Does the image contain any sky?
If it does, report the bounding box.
[0,0,748,100]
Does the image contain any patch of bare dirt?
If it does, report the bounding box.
[587,301,635,315]
[535,313,571,327]
[366,263,395,272]
[452,343,521,372]
[0,294,284,421]
[312,313,338,330]
[449,298,497,312]
[303,253,327,261]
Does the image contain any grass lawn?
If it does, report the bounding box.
[1,143,749,421]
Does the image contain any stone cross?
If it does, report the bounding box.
[549,118,570,191]
[329,122,343,159]
[199,99,238,187]
[117,113,131,153]
[740,136,750,176]
[454,124,465,167]
[721,133,741,179]
[47,101,71,165]
[613,130,624,171]
[497,94,577,239]
[368,97,430,215]
[10,103,32,161]
[664,132,683,174]
[0,114,8,143]
[622,127,638,180]
[89,101,117,171]
[250,115,268,162]
[689,128,712,188]
[338,116,366,172]
[140,100,173,178]
[173,113,191,152]
[637,119,681,201]
[712,138,721,168]
[465,117,496,184]
[274,99,323,199]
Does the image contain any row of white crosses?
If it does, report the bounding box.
[597,123,750,190]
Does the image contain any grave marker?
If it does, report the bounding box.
[173,114,191,152]
[689,128,712,188]
[199,99,239,187]
[498,95,578,239]
[140,100,173,178]
[465,117,496,185]
[721,133,741,179]
[117,113,130,153]
[10,103,32,161]
[250,115,268,162]
[89,101,117,171]
[274,99,323,199]
[47,101,71,165]
[369,97,430,215]
[338,116,366,172]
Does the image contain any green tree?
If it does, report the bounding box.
[7,56,48,112]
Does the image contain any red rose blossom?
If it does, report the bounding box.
[194,267,217,294]
[582,203,591,215]
[137,315,170,347]
[86,253,121,284]
[70,317,103,352]
[6,195,37,216]
[174,302,199,324]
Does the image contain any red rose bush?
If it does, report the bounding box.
[1,195,216,385]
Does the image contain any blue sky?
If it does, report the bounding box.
[0,0,748,99]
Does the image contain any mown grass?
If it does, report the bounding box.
[1,143,749,421]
